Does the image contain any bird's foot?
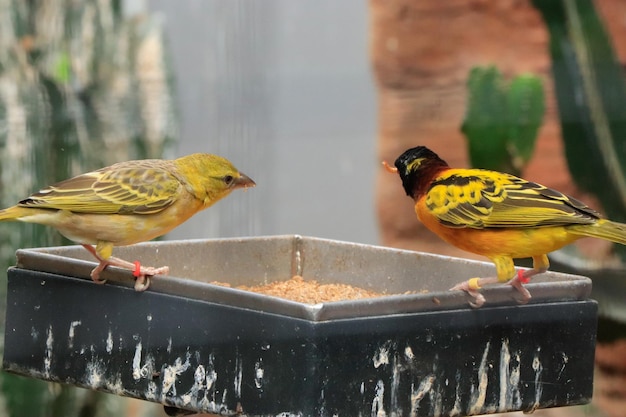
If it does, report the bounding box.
[506,270,533,304]
[87,253,169,291]
[107,257,169,292]
[451,269,539,307]
[89,261,109,285]
[130,264,170,292]
[82,244,169,291]
[84,245,109,285]
[450,277,497,308]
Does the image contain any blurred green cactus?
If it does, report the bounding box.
[532,0,626,327]
[532,0,626,228]
[462,66,545,177]
[0,1,176,416]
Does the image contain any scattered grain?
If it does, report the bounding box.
[212,275,387,304]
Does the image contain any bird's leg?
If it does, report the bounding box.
[450,256,515,308]
[102,256,170,291]
[451,255,551,308]
[449,277,498,308]
[81,244,170,291]
[82,244,109,285]
[506,254,549,304]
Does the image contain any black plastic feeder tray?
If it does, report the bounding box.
[3,235,596,416]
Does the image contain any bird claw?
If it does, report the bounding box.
[134,275,151,292]
[92,276,107,285]
[450,280,486,308]
[450,274,533,308]
[133,266,170,292]
[89,258,169,291]
[508,276,532,304]
[465,290,486,308]
[450,278,487,308]
[90,264,107,285]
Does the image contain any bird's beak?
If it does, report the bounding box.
[234,173,256,189]
[382,161,398,173]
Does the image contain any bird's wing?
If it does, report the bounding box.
[19,162,182,215]
[424,169,600,229]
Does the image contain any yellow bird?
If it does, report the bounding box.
[385,145,626,307]
[0,154,255,291]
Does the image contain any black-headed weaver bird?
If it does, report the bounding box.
[0,154,255,291]
[384,145,626,307]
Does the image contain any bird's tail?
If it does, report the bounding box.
[568,219,626,246]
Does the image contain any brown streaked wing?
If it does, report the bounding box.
[19,163,182,215]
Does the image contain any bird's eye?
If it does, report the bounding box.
[223,175,234,185]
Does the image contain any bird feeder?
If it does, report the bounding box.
[3,235,596,416]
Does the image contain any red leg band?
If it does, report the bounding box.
[517,269,530,284]
[133,261,141,277]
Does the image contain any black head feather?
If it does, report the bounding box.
[394,146,449,199]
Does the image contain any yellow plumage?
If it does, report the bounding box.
[0,153,255,291]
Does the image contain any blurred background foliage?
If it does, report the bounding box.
[461,0,626,329]
[0,0,176,415]
[533,0,626,233]
[462,65,545,177]
[531,0,626,329]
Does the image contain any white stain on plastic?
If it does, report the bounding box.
[132,340,156,382]
[43,325,53,377]
[410,375,435,415]
[181,364,206,406]
[498,339,511,411]
[132,341,143,381]
[195,364,206,385]
[449,371,463,416]
[105,330,113,354]
[371,379,386,417]
[557,352,568,380]
[404,346,415,360]
[468,341,490,414]
[509,352,521,410]
[206,353,218,392]
[104,373,125,396]
[196,366,222,413]
[254,360,265,390]
[497,339,521,411]
[532,351,544,411]
[373,345,390,368]
[145,381,158,401]
[462,339,549,414]
[85,359,105,388]
[233,354,243,398]
[390,353,400,414]
[161,352,191,399]
[67,320,81,349]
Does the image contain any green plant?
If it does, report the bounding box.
[532,0,626,328]
[0,1,176,415]
[532,0,626,233]
[462,66,545,177]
